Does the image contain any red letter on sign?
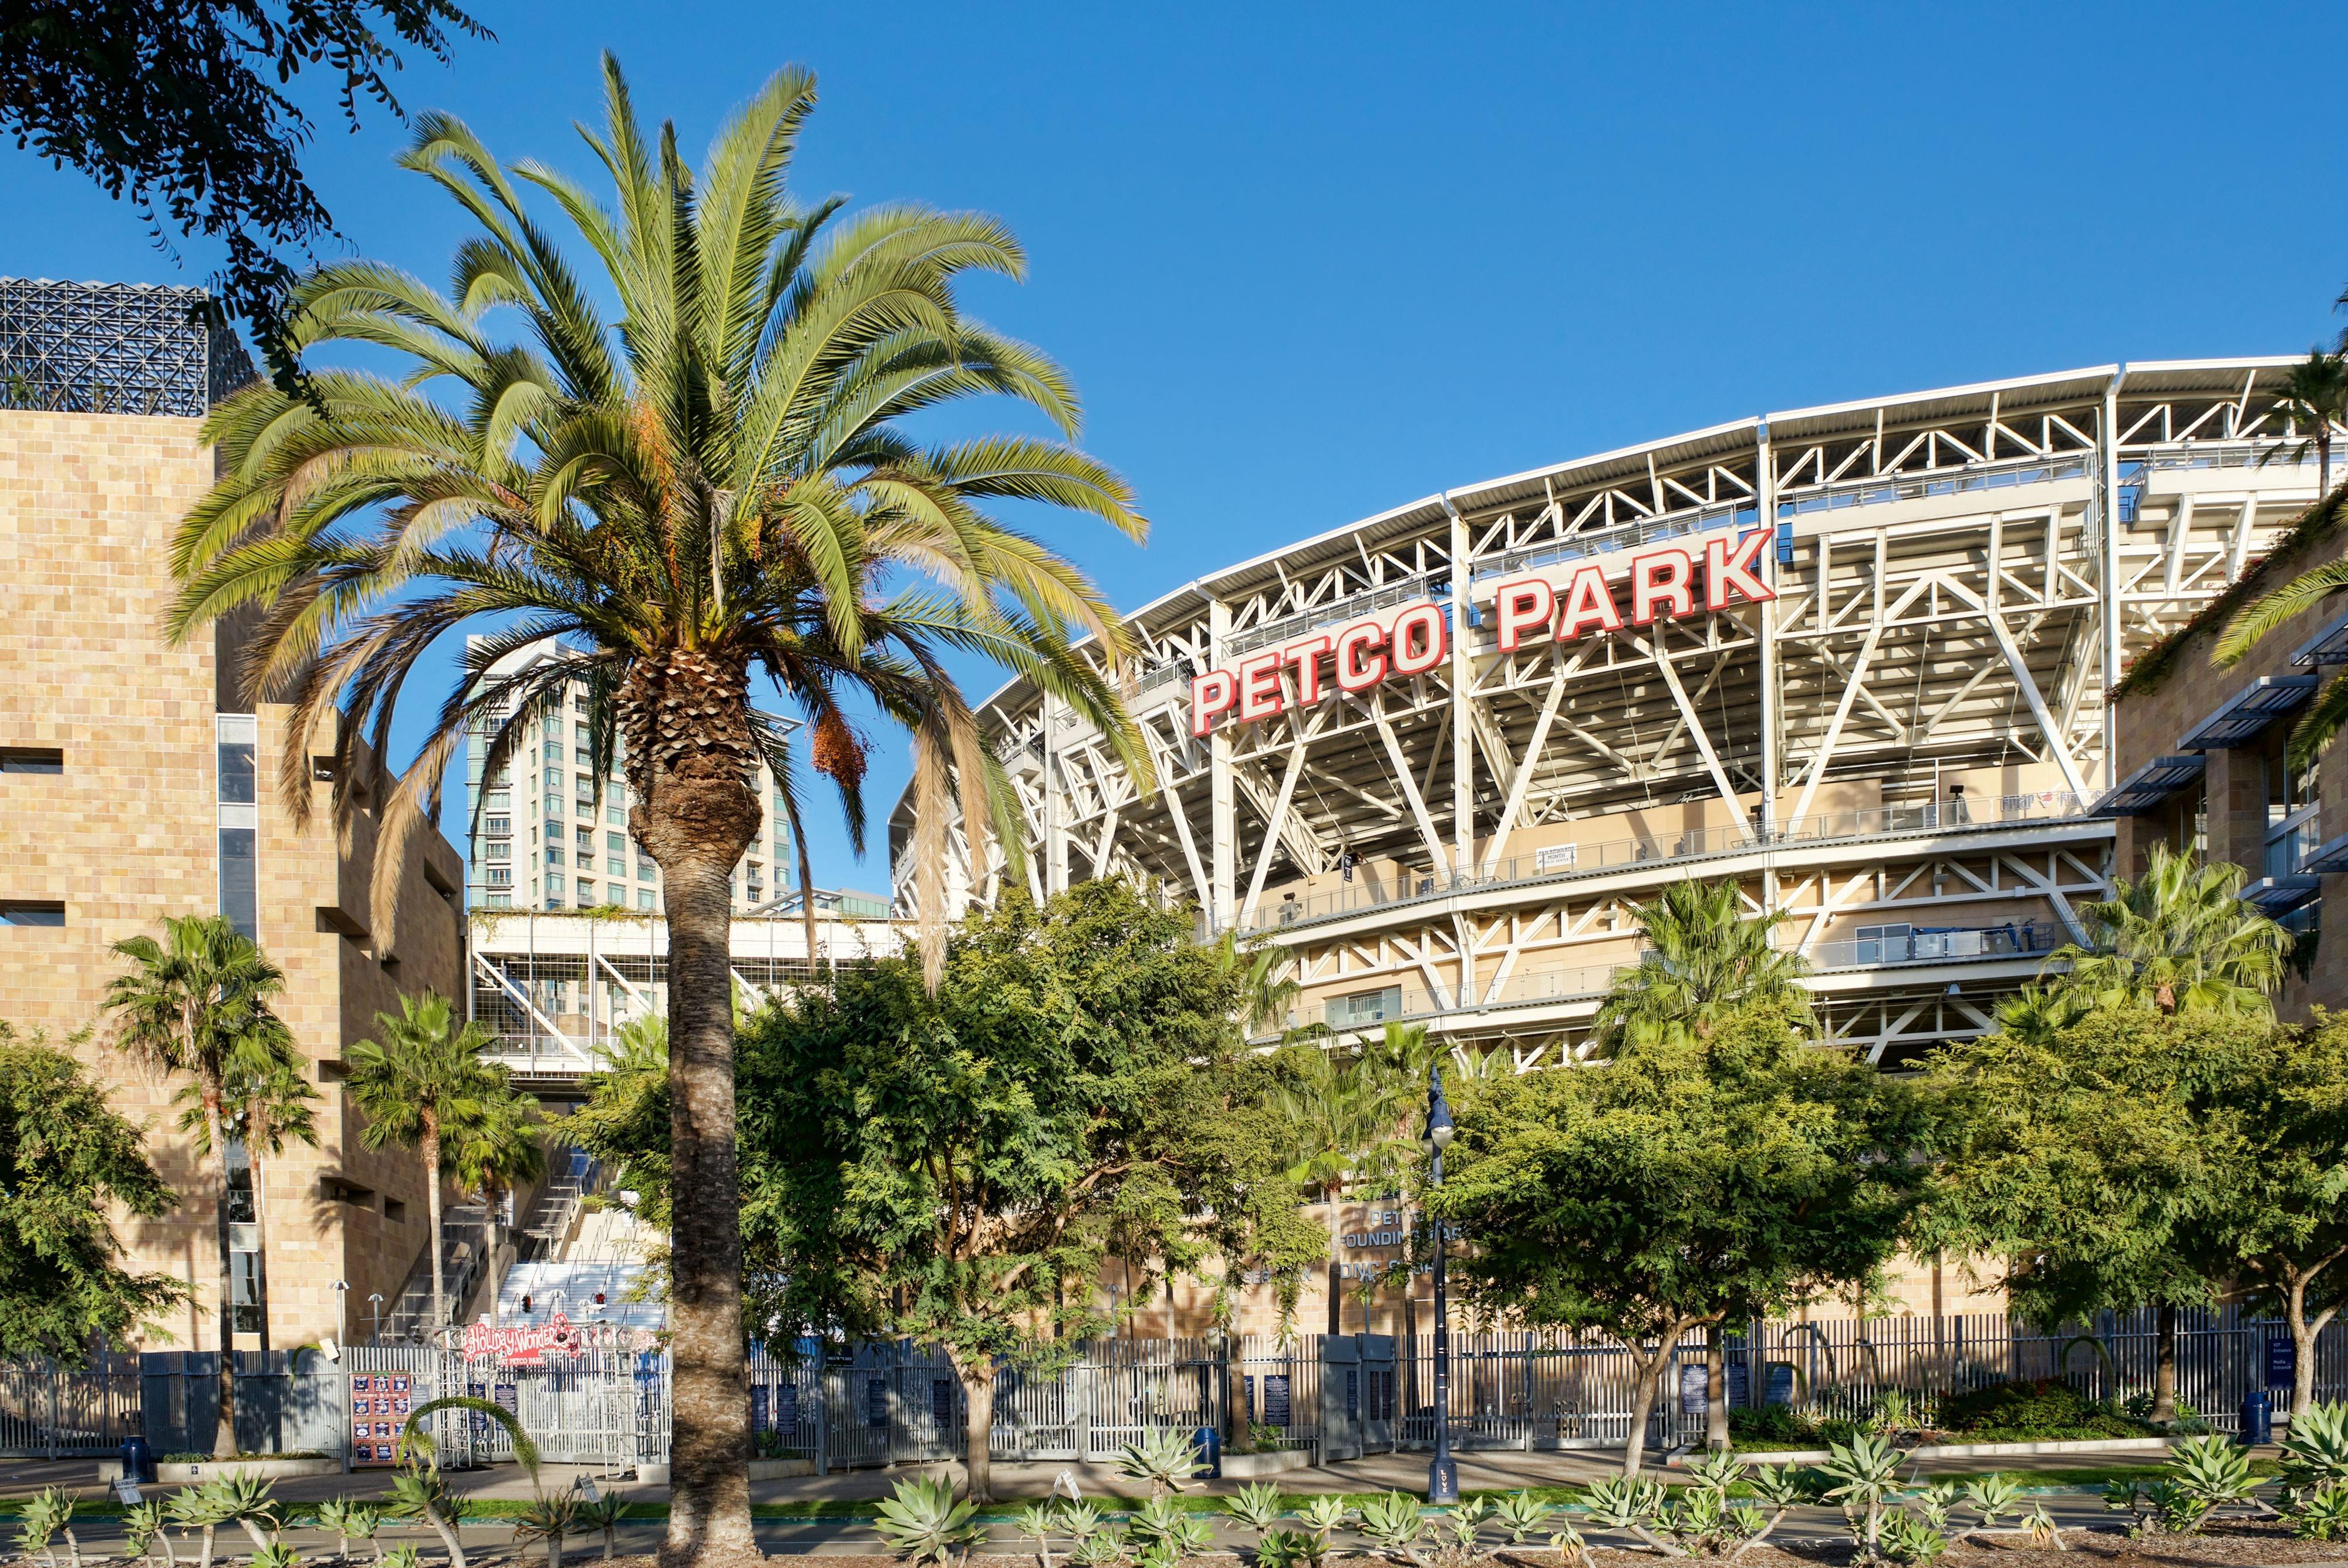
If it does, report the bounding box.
[1556,564,1623,640]
[1493,579,1556,652]
[1191,669,1237,737]
[1706,528,1775,610]
[1631,547,1696,625]
[1336,622,1387,692]
[1237,652,1285,724]
[1283,634,1331,706]
[1391,603,1448,676]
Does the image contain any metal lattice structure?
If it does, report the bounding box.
[0,277,255,416]
[893,358,2345,1064]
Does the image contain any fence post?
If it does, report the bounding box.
[814,1358,829,1476]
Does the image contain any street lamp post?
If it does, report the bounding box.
[367,1293,384,1346]
[1423,1061,1458,1504]
[332,1280,350,1352]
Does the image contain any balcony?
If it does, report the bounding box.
[1246,790,2094,937]
[1305,920,2054,1036]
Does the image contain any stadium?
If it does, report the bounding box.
[893,358,2331,1064]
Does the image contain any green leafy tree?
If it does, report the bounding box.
[445,1085,544,1327]
[103,913,287,1456]
[1920,1007,2236,1425]
[579,879,1315,1504]
[0,1,487,390]
[0,1025,184,1356]
[1432,999,1927,1474]
[164,61,1148,1558]
[345,992,498,1335]
[2261,348,2348,499]
[2047,845,2290,1017]
[1593,879,1813,1051]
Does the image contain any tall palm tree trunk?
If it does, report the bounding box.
[1325,1185,1344,1337]
[422,1116,444,1336]
[201,1091,237,1458]
[2151,1303,2179,1427]
[626,649,762,1563]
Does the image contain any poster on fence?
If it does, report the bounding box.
[1726,1362,1749,1409]
[867,1376,889,1429]
[778,1382,797,1432]
[1263,1373,1291,1428]
[1679,1363,1708,1415]
[350,1373,412,1467]
[750,1385,769,1432]
[1764,1363,1795,1407]
[931,1379,955,1431]
[2269,1337,2296,1387]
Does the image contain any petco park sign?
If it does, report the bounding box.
[1189,527,1775,736]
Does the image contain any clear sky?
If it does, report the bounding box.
[11,1,2347,893]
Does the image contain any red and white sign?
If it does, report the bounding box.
[1189,527,1774,736]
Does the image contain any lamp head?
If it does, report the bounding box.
[1423,1063,1455,1153]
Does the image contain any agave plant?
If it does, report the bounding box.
[1733,1465,1809,1557]
[2282,1400,2348,1493]
[1254,1529,1311,1568]
[514,1495,580,1568]
[1355,1492,1427,1563]
[249,1546,302,1568]
[572,1493,628,1564]
[2169,1434,2264,1518]
[2296,1485,2348,1541]
[124,1499,176,1568]
[873,1476,984,1567]
[1580,1475,1680,1558]
[1877,1512,1945,1566]
[2022,1501,2066,1553]
[385,1468,471,1568]
[1490,1493,1551,1545]
[209,1473,285,1553]
[167,1483,233,1568]
[16,1489,78,1568]
[1295,1496,1350,1566]
[1959,1475,2020,1543]
[379,1549,421,1568]
[1547,1516,1590,1568]
[1817,1434,1906,1553]
[1431,1498,1492,1567]
[1014,1503,1062,1568]
[1057,1502,1105,1546]
[1117,1428,1203,1502]
[1071,1525,1127,1568]
[316,1500,383,1567]
[1224,1484,1285,1535]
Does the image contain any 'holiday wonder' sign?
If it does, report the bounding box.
[1189,527,1774,736]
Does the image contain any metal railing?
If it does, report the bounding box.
[1245,791,2093,935]
[1776,452,2094,518]
[1807,922,2060,972]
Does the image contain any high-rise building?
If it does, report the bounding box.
[463,634,799,913]
[0,278,473,1350]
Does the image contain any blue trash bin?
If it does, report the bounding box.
[2241,1388,2272,1447]
[120,1434,154,1485]
[1192,1424,1222,1479]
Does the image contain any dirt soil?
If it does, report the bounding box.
[575,1526,2348,1568]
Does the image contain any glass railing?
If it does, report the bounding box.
[1776,453,2093,519]
[1804,922,2060,972]
[1243,790,2092,935]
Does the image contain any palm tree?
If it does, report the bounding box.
[1211,932,1325,1043]
[345,992,498,1337]
[162,62,1146,1559]
[2258,348,2348,497]
[104,915,288,1458]
[446,1085,544,1327]
[177,1026,319,1358]
[1273,1047,1412,1334]
[1593,878,1813,1051]
[2047,844,2292,1017]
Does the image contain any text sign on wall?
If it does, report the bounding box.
[1189,528,1773,736]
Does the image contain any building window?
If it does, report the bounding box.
[607,857,625,876]
[577,879,595,902]
[485,866,512,887]
[487,893,512,909]
[545,796,563,822]
[485,841,511,861]
[546,873,565,895]
[2263,725,2322,878]
[546,846,565,866]
[485,787,510,808]
[485,816,510,837]
[637,889,655,910]
[607,802,626,825]
[225,1139,264,1334]
[216,714,259,940]
[0,901,65,926]
[0,747,63,773]
[542,740,562,763]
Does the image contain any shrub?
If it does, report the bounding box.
[1935,1378,2141,1438]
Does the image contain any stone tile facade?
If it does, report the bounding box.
[2111,514,2348,1019]
[0,408,467,1351]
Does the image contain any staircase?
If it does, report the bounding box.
[378,1200,492,1343]
[497,1161,666,1334]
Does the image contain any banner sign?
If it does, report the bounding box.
[1679,1363,1709,1415]
[1189,528,1773,736]
[350,1372,413,1467]
[453,1311,658,1365]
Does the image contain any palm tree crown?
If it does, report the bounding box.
[2259,347,2348,497]
[166,54,1149,960]
[1593,879,1813,1051]
[2047,844,2292,1018]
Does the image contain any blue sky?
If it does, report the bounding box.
[10,1,2347,891]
